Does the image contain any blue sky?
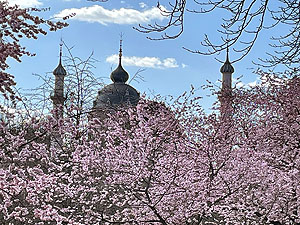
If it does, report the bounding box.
[6,0,277,111]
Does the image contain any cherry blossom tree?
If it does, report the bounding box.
[0,1,67,99]
[230,72,300,224]
[1,72,299,224]
[0,94,177,223]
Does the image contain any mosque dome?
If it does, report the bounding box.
[93,40,140,110]
[93,83,140,108]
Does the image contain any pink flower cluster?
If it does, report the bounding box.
[0,74,299,224]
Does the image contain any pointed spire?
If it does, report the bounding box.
[59,40,63,65]
[119,38,123,65]
[53,40,67,76]
[225,44,230,63]
[220,46,234,74]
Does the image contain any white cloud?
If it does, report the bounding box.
[139,2,147,9]
[247,80,258,87]
[236,82,244,88]
[232,77,244,88]
[106,54,179,69]
[54,5,165,25]
[232,74,286,89]
[233,77,258,88]
[6,0,42,7]
[181,63,187,68]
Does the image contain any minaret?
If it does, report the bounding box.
[50,42,67,119]
[219,47,234,119]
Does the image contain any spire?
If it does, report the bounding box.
[119,39,123,65]
[110,38,129,83]
[59,41,63,65]
[226,44,229,63]
[220,46,234,74]
[53,40,67,76]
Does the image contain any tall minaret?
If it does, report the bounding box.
[50,42,67,119]
[219,47,234,119]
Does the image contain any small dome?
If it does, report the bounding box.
[53,43,66,76]
[110,64,129,83]
[220,48,234,73]
[93,83,140,109]
[53,62,67,76]
[220,60,234,73]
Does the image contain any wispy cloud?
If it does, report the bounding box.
[106,55,179,69]
[6,0,42,7]
[181,63,187,68]
[54,5,165,25]
[139,2,147,9]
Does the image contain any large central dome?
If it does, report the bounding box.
[94,83,139,108]
[93,40,140,110]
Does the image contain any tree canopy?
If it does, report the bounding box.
[1,73,300,224]
[0,1,299,224]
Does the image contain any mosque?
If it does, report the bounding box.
[50,40,234,118]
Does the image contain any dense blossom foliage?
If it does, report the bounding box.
[0,1,67,98]
[230,74,300,224]
[0,74,300,224]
